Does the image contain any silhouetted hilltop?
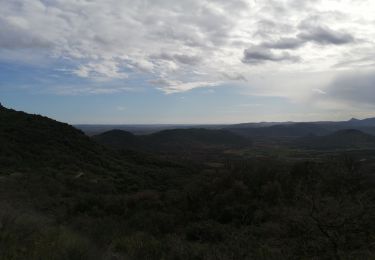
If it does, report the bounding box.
[148,128,249,147]
[227,117,375,138]
[92,129,139,149]
[344,117,375,127]
[93,128,251,151]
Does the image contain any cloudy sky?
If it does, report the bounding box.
[1,0,375,124]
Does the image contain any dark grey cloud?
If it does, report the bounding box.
[221,72,247,81]
[261,37,304,49]
[242,47,299,64]
[245,23,356,66]
[173,54,202,65]
[298,26,355,45]
[326,71,375,105]
[256,25,355,53]
[151,52,202,65]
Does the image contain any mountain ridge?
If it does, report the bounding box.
[93,128,252,152]
[295,129,375,150]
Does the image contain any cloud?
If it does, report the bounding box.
[298,26,355,45]
[150,78,219,94]
[253,25,355,54]
[50,85,135,96]
[333,51,375,69]
[243,15,357,67]
[325,71,375,105]
[221,72,247,81]
[242,47,300,64]
[0,0,374,95]
[0,16,51,49]
[312,88,326,95]
[261,37,304,49]
[72,61,128,80]
[151,52,202,65]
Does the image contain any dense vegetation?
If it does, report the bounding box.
[1,106,374,259]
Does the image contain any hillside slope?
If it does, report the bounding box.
[0,106,191,258]
[0,106,186,193]
[0,106,116,172]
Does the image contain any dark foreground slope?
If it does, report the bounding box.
[1,106,374,259]
[0,106,181,189]
[0,106,190,258]
[0,106,119,172]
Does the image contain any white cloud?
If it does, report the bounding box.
[312,88,327,95]
[150,78,219,94]
[72,60,128,80]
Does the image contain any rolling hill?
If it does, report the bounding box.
[227,118,375,139]
[228,122,332,138]
[91,129,140,150]
[295,129,375,150]
[93,128,252,152]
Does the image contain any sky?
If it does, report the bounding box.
[1,0,375,124]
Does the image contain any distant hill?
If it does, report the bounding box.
[92,129,140,149]
[229,117,375,129]
[295,129,375,150]
[75,124,226,136]
[93,128,251,152]
[77,117,375,139]
[228,122,331,138]
[147,128,251,150]
[227,117,375,139]
[342,117,375,127]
